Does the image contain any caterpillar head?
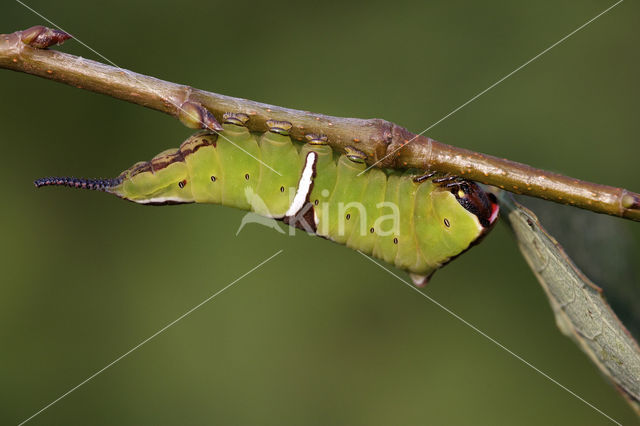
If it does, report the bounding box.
[447,180,500,229]
[414,179,499,274]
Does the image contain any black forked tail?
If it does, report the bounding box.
[34,176,122,191]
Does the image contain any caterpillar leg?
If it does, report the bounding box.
[431,175,459,184]
[412,171,437,183]
[409,272,433,288]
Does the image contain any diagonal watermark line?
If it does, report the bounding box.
[18,249,284,426]
[359,0,624,175]
[15,0,283,176]
[357,251,621,425]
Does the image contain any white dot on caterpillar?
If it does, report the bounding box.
[321,189,330,197]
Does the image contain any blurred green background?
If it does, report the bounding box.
[2,0,639,424]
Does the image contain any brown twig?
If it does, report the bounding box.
[2,26,639,221]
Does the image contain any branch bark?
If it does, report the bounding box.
[2,26,639,221]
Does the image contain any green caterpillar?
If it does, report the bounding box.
[35,113,499,285]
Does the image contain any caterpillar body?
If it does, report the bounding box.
[36,114,499,285]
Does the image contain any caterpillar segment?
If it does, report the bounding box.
[35,115,499,285]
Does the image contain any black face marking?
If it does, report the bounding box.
[444,218,450,227]
[211,176,216,182]
[447,180,497,228]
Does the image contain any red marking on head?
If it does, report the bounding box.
[488,198,500,225]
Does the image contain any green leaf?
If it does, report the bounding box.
[498,192,640,416]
